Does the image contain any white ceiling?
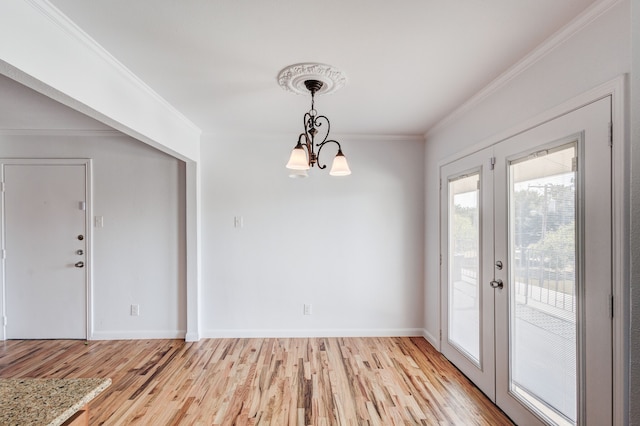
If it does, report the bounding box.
[6,0,599,137]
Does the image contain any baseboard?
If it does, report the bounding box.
[184,331,200,342]
[89,328,430,341]
[90,330,186,340]
[422,328,440,351]
[201,328,425,339]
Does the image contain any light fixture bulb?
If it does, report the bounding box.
[286,144,310,170]
[329,151,351,176]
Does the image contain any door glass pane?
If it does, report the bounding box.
[509,143,577,425]
[449,173,480,364]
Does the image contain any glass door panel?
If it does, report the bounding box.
[449,173,481,364]
[509,144,577,425]
[440,147,495,399]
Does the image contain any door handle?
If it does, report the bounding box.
[75,261,84,268]
[489,279,503,289]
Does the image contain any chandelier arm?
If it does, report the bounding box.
[315,139,342,170]
[296,133,309,150]
[312,115,331,145]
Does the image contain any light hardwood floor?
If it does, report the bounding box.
[0,337,512,425]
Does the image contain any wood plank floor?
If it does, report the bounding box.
[0,337,512,425]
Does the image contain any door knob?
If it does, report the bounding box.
[489,279,503,289]
[75,261,84,268]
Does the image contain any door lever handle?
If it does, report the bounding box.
[489,279,503,289]
[75,261,84,268]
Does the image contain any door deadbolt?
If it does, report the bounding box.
[76,249,84,255]
[489,279,503,289]
[495,260,503,270]
[77,235,84,241]
[75,261,84,268]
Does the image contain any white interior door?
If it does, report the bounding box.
[2,161,88,339]
[440,146,496,399]
[440,97,612,425]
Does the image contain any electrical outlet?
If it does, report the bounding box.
[131,304,140,316]
[304,304,312,315]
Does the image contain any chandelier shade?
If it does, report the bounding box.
[329,150,352,176]
[286,142,310,170]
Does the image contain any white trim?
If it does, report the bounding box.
[0,129,123,137]
[84,159,93,341]
[0,164,4,341]
[427,0,623,138]
[91,330,186,340]
[24,0,199,134]
[207,131,425,144]
[185,331,200,342]
[202,328,425,339]
[422,328,440,350]
[610,74,628,426]
[185,161,201,342]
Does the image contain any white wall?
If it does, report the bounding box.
[200,134,425,336]
[0,132,186,339]
[423,0,632,418]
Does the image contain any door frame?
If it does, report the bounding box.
[0,158,93,341]
[437,75,627,424]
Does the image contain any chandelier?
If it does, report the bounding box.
[278,63,351,178]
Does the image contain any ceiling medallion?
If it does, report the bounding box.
[277,63,347,96]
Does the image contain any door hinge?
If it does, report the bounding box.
[0,249,5,260]
[0,181,4,192]
[439,179,442,190]
[609,294,614,318]
[439,329,442,340]
[2,316,6,327]
[609,122,613,147]
[490,157,496,170]
[440,254,442,265]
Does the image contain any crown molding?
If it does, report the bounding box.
[202,131,425,143]
[425,0,623,138]
[24,0,200,134]
[0,128,124,137]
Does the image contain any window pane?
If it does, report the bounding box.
[509,144,577,425]
[449,173,480,364]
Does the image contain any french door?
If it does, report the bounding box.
[440,97,612,425]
